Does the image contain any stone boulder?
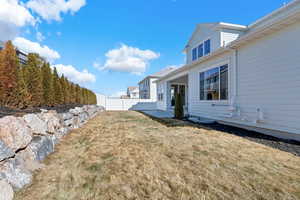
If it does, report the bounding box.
[0,116,32,152]
[69,107,83,116]
[0,180,14,200]
[79,112,89,123]
[23,114,48,135]
[59,113,73,121]
[0,157,32,189]
[0,141,14,162]
[38,111,61,134]
[19,136,54,162]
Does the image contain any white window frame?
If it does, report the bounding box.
[191,37,211,63]
[198,60,230,103]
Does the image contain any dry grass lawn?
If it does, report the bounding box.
[15,111,300,200]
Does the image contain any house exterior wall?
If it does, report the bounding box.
[221,29,245,46]
[139,78,150,99]
[150,78,158,100]
[186,26,221,65]
[188,52,234,118]
[233,20,300,136]
[186,20,300,140]
[139,77,158,100]
[157,81,168,110]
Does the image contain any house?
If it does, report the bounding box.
[139,67,177,100]
[127,87,139,99]
[155,0,300,141]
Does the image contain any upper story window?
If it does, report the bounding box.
[192,39,211,62]
[204,39,211,55]
[199,64,228,101]
[198,44,203,58]
[192,48,197,61]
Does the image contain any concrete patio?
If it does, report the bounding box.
[141,110,174,118]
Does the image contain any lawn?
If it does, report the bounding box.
[15,111,300,200]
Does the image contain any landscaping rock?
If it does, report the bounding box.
[59,112,73,121]
[0,116,32,152]
[69,107,83,116]
[0,157,32,189]
[79,112,89,123]
[0,105,102,192]
[23,114,48,135]
[38,111,61,134]
[20,136,54,162]
[64,118,74,127]
[0,141,14,162]
[0,180,14,200]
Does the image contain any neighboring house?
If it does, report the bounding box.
[139,67,177,100]
[0,40,28,65]
[127,87,139,99]
[156,0,300,141]
[16,49,28,65]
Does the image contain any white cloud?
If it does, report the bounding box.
[0,0,36,40]
[26,0,86,21]
[13,37,60,62]
[0,0,35,27]
[52,64,96,84]
[36,31,45,41]
[95,44,160,75]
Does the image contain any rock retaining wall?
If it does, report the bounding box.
[0,105,103,199]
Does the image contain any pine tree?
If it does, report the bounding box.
[174,93,184,119]
[16,64,30,108]
[64,77,71,104]
[24,53,43,107]
[0,41,18,107]
[70,83,76,104]
[60,75,68,104]
[41,62,54,106]
[52,67,63,105]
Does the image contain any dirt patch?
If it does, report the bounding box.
[15,111,300,200]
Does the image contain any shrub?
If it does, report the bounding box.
[174,93,184,119]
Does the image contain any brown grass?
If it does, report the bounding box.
[15,111,300,200]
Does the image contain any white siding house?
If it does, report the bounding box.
[139,67,176,100]
[156,0,300,141]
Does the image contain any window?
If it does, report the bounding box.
[158,93,164,101]
[192,39,211,62]
[192,48,197,61]
[200,64,228,101]
[204,39,211,55]
[198,44,203,58]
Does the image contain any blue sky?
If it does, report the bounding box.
[0,0,291,96]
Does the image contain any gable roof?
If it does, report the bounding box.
[159,0,300,82]
[138,67,177,84]
[183,22,247,52]
[127,86,138,92]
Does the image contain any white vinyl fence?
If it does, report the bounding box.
[97,94,157,111]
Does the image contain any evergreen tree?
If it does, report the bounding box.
[41,62,54,106]
[64,78,71,104]
[75,84,81,104]
[52,67,63,105]
[0,41,18,107]
[174,93,184,119]
[16,64,30,108]
[24,53,43,107]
